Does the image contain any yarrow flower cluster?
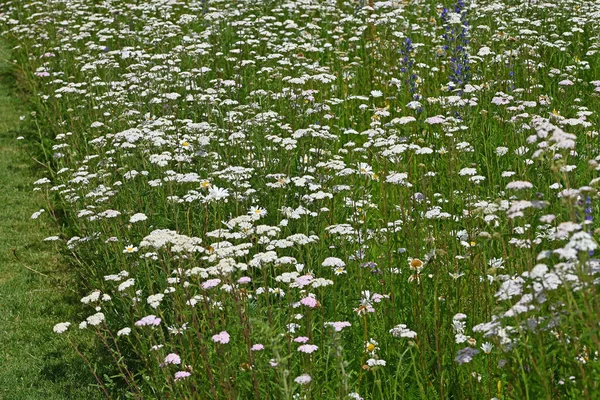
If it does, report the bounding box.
[212,331,231,344]
[389,324,417,339]
[135,315,161,327]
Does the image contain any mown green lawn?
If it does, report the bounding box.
[0,41,101,400]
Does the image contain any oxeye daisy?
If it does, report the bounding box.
[357,162,373,176]
[248,206,267,219]
[333,266,347,275]
[481,342,493,354]
[365,339,379,355]
[408,258,424,273]
[123,245,138,254]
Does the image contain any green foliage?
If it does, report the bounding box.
[0,40,102,399]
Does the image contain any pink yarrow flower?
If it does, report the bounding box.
[325,321,352,332]
[251,344,264,351]
[297,344,318,354]
[300,296,318,308]
[202,278,221,290]
[164,353,181,365]
[371,293,385,303]
[212,331,230,344]
[294,336,309,343]
[293,275,313,288]
[294,374,312,385]
[174,371,191,381]
[135,315,161,327]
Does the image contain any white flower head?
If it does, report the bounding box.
[53,322,70,334]
[130,213,148,223]
[389,324,417,338]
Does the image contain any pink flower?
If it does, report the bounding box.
[371,293,385,303]
[424,115,446,125]
[297,344,318,354]
[294,336,309,343]
[300,296,318,308]
[212,331,230,344]
[294,374,311,385]
[164,353,181,365]
[293,274,313,288]
[174,371,191,381]
[325,321,351,332]
[251,344,264,351]
[134,315,161,327]
[237,276,251,284]
[202,278,221,290]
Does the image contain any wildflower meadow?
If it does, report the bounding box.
[1,0,600,398]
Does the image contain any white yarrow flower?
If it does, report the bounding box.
[117,327,132,336]
[86,312,105,326]
[130,213,148,223]
[53,322,70,334]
